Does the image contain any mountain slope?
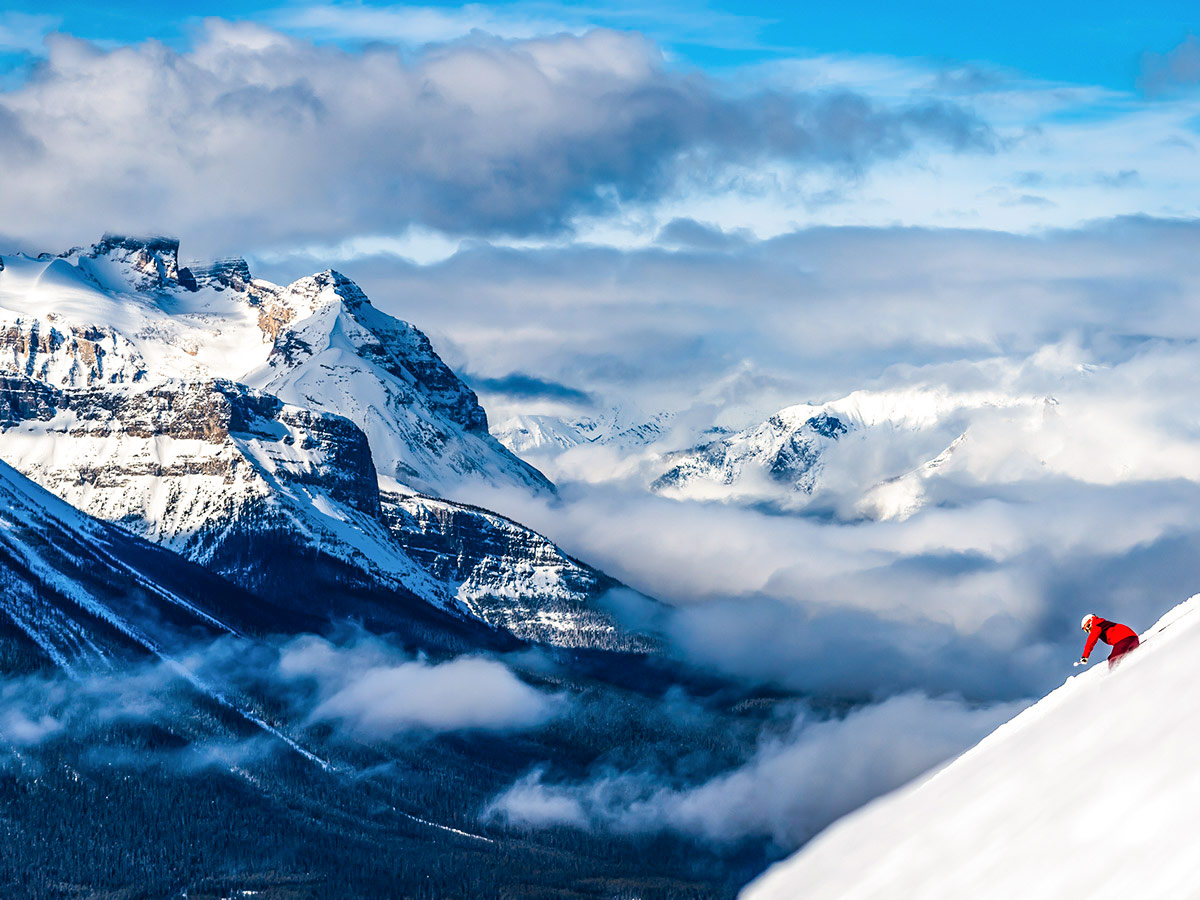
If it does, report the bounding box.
[381,491,654,651]
[742,597,1199,900]
[0,374,457,608]
[0,237,639,650]
[240,268,551,495]
[0,371,634,648]
[0,237,548,496]
[494,409,674,455]
[0,456,285,675]
[0,458,740,899]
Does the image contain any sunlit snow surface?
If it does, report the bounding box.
[743,596,1200,900]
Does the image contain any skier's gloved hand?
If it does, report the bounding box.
[1074,657,1088,667]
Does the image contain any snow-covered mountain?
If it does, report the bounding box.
[1,237,548,495]
[0,373,461,614]
[0,236,641,650]
[652,388,1052,518]
[653,408,849,497]
[743,597,1199,899]
[0,456,255,675]
[381,491,653,650]
[493,409,674,455]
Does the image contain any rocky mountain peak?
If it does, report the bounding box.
[79,234,182,292]
[279,269,371,316]
[2,234,551,496]
[178,257,252,292]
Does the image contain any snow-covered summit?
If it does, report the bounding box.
[0,236,650,651]
[652,387,1052,517]
[494,409,674,455]
[743,596,1200,900]
[242,269,547,493]
[0,236,548,496]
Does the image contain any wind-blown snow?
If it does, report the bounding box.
[742,595,1200,900]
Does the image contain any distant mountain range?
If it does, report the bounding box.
[492,384,1060,523]
[493,408,676,454]
[652,388,1055,518]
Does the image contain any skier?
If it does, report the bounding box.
[1076,614,1139,670]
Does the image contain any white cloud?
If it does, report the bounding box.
[486,693,1023,847]
[0,22,990,256]
[272,2,578,44]
[277,636,561,736]
[264,216,1200,715]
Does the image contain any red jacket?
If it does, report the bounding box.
[1082,618,1137,661]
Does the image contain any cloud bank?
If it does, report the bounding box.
[323,216,1200,430]
[0,22,993,254]
[486,692,1022,848]
[276,635,561,736]
[386,217,1200,715]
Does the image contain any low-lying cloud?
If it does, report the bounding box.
[486,692,1023,848]
[0,634,562,765]
[276,635,561,736]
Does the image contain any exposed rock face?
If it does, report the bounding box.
[244,269,550,493]
[0,317,148,386]
[0,371,637,648]
[0,238,637,652]
[0,374,58,427]
[0,456,260,676]
[80,234,182,292]
[179,257,253,293]
[382,492,654,652]
[1,238,549,494]
[0,375,441,618]
[251,270,487,432]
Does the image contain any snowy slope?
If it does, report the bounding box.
[241,270,550,495]
[493,415,589,454]
[0,375,456,610]
[0,456,240,673]
[743,597,1200,900]
[0,372,633,646]
[381,491,654,651]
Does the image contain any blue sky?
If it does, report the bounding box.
[3,1,1198,88]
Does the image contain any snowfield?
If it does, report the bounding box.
[742,595,1200,900]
